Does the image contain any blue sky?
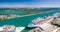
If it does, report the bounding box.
[0,0,60,7]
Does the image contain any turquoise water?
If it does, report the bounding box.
[0,9,60,32]
[0,10,27,15]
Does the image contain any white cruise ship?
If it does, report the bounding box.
[27,16,53,28]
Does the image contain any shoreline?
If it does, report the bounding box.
[17,11,52,17]
[0,10,55,20]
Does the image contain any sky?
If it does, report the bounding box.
[0,0,60,7]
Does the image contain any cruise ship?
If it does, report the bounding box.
[28,12,60,32]
[27,15,54,28]
[29,22,60,32]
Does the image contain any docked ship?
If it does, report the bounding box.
[27,12,60,28]
[29,22,60,32]
[27,15,54,28]
[28,12,60,32]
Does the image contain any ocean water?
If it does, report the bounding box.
[0,9,60,32]
[0,10,27,15]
